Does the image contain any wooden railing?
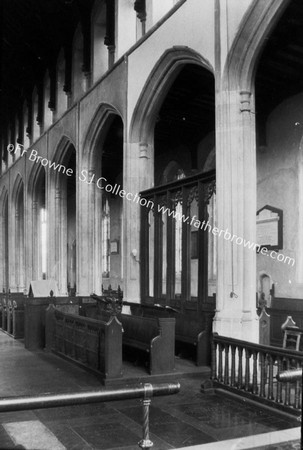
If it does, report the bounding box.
[45,304,123,381]
[211,333,303,415]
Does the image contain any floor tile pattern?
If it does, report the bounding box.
[0,332,300,450]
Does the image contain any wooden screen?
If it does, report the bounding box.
[140,170,215,308]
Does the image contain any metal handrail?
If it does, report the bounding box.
[276,369,302,449]
[0,382,180,449]
[276,369,302,382]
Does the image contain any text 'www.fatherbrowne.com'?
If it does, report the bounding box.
[7,144,295,266]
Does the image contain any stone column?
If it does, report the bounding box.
[53,188,67,295]
[214,89,259,342]
[77,169,102,295]
[123,141,154,302]
[32,200,38,279]
[14,209,20,291]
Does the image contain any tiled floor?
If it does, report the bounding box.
[0,331,300,450]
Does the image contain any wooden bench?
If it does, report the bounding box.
[175,316,212,366]
[0,297,7,331]
[45,304,123,382]
[119,314,175,375]
[24,296,81,350]
[125,302,213,366]
[7,294,25,338]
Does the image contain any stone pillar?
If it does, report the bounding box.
[54,188,67,295]
[77,169,102,296]
[32,201,38,279]
[123,141,154,302]
[14,209,20,291]
[214,89,259,342]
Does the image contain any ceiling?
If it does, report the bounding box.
[1,0,303,148]
[0,0,93,134]
[255,0,303,120]
[155,0,303,149]
[155,64,215,147]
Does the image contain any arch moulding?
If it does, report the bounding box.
[129,46,214,145]
[82,102,123,170]
[223,0,291,92]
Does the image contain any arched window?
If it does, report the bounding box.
[32,87,40,142]
[92,1,107,82]
[56,49,68,118]
[40,208,47,279]
[102,197,110,277]
[23,101,30,150]
[1,192,9,291]
[15,180,25,291]
[43,71,53,130]
[72,27,86,102]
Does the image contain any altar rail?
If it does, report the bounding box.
[211,333,303,416]
[45,304,123,381]
[0,382,180,449]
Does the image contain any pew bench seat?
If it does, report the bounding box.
[175,316,211,366]
[120,314,175,375]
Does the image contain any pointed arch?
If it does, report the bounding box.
[82,102,123,169]
[130,46,213,144]
[49,134,77,295]
[11,173,24,204]
[52,135,76,166]
[79,102,124,295]
[0,187,9,291]
[11,174,25,291]
[223,0,290,92]
[27,163,47,281]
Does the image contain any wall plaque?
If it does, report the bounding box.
[256,205,283,251]
[110,239,119,254]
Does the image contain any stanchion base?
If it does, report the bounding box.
[138,439,153,449]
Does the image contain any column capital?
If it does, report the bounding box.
[139,142,149,159]
[240,90,252,113]
[55,188,61,199]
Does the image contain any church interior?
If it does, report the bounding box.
[0,0,302,448]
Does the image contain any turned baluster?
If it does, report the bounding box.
[252,351,258,394]
[238,347,243,388]
[211,339,217,380]
[224,344,229,385]
[260,352,266,398]
[267,355,274,400]
[218,344,223,383]
[244,349,251,391]
[276,357,283,403]
[231,345,236,387]
[284,359,291,406]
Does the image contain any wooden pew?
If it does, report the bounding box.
[0,292,25,337]
[119,314,175,375]
[7,293,25,338]
[174,315,212,366]
[24,296,82,350]
[1,296,7,331]
[45,304,123,382]
[125,301,214,366]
